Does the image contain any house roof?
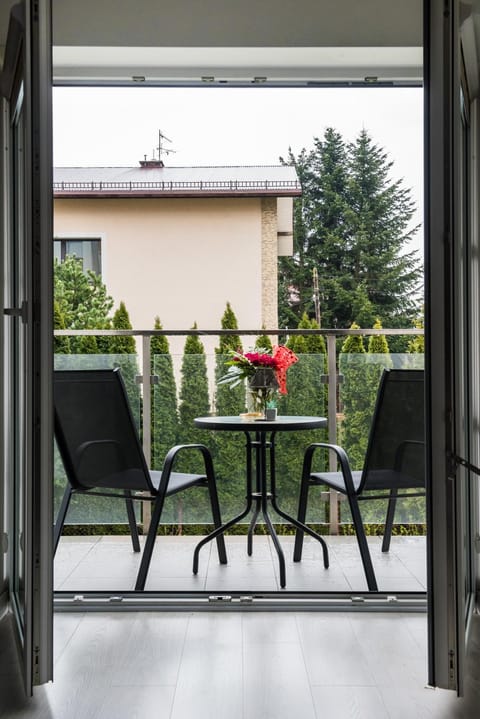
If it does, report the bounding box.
[53,165,302,199]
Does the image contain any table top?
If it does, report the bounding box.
[194,415,327,432]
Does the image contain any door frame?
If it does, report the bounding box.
[0,0,53,691]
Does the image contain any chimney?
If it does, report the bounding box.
[139,154,164,169]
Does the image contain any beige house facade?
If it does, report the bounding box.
[53,163,300,355]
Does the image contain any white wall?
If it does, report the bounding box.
[54,196,266,359]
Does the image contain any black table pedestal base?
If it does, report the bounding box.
[192,422,330,589]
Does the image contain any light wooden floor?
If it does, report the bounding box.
[4,533,477,718]
[1,609,480,718]
[54,534,427,594]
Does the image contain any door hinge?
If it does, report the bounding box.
[3,301,28,324]
[449,453,480,477]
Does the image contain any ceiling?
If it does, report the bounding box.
[1,0,425,84]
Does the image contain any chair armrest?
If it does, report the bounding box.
[303,442,356,494]
[158,443,215,492]
[394,439,424,471]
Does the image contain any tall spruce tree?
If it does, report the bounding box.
[276,313,328,514]
[367,317,393,407]
[408,313,425,356]
[338,323,371,470]
[109,301,136,354]
[150,316,179,471]
[214,302,244,415]
[173,325,212,524]
[108,301,140,416]
[213,303,245,516]
[279,128,422,333]
[177,324,211,473]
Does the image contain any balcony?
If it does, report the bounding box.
[53,326,425,598]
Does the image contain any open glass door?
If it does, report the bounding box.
[1,0,53,692]
[425,0,478,693]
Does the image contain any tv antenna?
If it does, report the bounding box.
[156,130,176,162]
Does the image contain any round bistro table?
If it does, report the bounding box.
[193,415,329,588]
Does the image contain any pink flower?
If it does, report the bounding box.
[243,352,278,368]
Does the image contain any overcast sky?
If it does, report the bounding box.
[53,85,424,255]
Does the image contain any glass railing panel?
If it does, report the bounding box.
[53,346,425,536]
[337,353,425,529]
[150,352,329,526]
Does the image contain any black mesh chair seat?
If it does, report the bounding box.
[53,368,227,590]
[149,469,207,494]
[294,368,425,592]
[310,468,424,493]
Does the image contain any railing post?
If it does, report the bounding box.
[327,335,339,534]
[142,334,152,533]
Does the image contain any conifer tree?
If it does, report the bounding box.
[213,303,245,516]
[177,323,211,469]
[109,301,136,354]
[215,302,244,412]
[151,316,179,470]
[53,300,71,358]
[254,331,273,352]
[407,314,425,358]
[107,301,139,415]
[367,318,393,409]
[172,325,212,524]
[277,313,328,514]
[54,255,113,354]
[279,127,422,332]
[338,323,371,469]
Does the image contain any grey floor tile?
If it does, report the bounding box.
[243,641,316,719]
[296,613,376,687]
[110,613,190,686]
[170,615,243,719]
[54,534,427,593]
[311,685,389,719]
[348,613,428,689]
[242,612,300,644]
[93,685,176,719]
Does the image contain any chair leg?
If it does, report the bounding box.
[125,493,141,553]
[134,496,165,591]
[293,477,311,562]
[347,493,378,592]
[206,476,227,565]
[382,489,398,553]
[53,485,73,556]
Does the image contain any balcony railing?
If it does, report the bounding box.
[53,327,424,535]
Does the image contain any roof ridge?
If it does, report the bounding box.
[53,164,288,170]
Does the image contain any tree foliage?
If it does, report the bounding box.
[213,303,246,516]
[54,255,114,353]
[338,323,371,469]
[151,316,179,471]
[109,301,136,354]
[279,128,422,334]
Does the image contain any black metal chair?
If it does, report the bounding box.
[293,368,425,592]
[53,368,227,590]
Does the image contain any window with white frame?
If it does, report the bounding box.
[53,237,101,275]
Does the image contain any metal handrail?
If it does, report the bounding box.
[53,179,302,193]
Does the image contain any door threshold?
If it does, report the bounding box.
[54,589,427,613]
